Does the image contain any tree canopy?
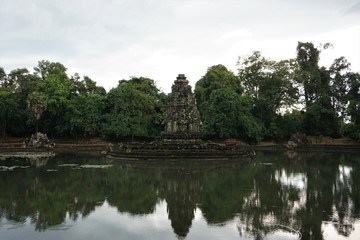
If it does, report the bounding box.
[0,42,359,142]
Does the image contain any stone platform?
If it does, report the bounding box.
[107,141,255,161]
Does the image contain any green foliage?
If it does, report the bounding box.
[329,57,351,119]
[195,64,242,106]
[296,42,322,106]
[346,72,360,125]
[237,51,299,140]
[0,88,22,137]
[27,91,47,134]
[200,88,239,138]
[34,62,72,136]
[65,94,106,137]
[295,42,347,136]
[342,123,360,140]
[1,41,359,142]
[0,67,7,86]
[278,110,303,139]
[70,74,106,96]
[195,65,264,143]
[236,95,264,143]
[303,97,340,137]
[102,77,165,140]
[34,60,68,80]
[8,68,39,96]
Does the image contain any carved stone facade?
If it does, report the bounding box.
[162,74,201,140]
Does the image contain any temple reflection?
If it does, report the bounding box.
[0,152,360,239]
[162,169,199,238]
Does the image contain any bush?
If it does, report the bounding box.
[342,123,360,140]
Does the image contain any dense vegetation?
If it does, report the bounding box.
[1,42,359,143]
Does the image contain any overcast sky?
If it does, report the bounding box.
[1,0,359,92]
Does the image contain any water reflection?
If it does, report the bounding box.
[0,151,360,239]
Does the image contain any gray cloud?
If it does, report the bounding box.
[0,0,359,92]
[347,1,360,13]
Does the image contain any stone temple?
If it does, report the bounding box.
[106,74,254,161]
[162,74,201,141]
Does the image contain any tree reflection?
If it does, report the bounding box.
[0,152,360,239]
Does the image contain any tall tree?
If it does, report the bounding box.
[346,72,360,125]
[32,61,72,136]
[70,74,106,96]
[0,88,21,138]
[296,42,321,107]
[195,65,263,143]
[102,77,165,140]
[0,68,28,137]
[238,52,298,139]
[0,67,7,86]
[27,92,47,134]
[343,72,360,140]
[65,94,105,138]
[200,88,240,138]
[295,42,343,137]
[195,64,242,107]
[329,57,351,120]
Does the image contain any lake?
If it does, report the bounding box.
[1,150,360,240]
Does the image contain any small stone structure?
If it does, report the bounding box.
[162,74,201,141]
[24,132,54,148]
[286,133,311,149]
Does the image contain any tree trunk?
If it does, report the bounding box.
[36,119,39,134]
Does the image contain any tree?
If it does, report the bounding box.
[303,96,340,137]
[7,68,39,95]
[238,52,299,114]
[236,95,265,143]
[195,65,264,143]
[195,64,242,107]
[238,52,298,139]
[33,61,72,136]
[237,51,266,101]
[0,88,21,138]
[70,74,106,96]
[0,68,26,138]
[102,77,165,140]
[0,67,7,86]
[329,57,351,120]
[295,42,342,137]
[296,42,321,107]
[200,88,240,138]
[346,72,360,125]
[65,94,105,138]
[27,92,47,134]
[195,65,242,137]
[343,72,360,140]
[34,60,68,81]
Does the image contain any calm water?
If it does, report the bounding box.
[1,150,360,240]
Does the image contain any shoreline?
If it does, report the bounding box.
[1,137,360,153]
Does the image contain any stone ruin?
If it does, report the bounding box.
[107,74,254,160]
[24,132,54,148]
[162,74,201,141]
[286,132,312,149]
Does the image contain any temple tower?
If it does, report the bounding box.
[162,74,201,140]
